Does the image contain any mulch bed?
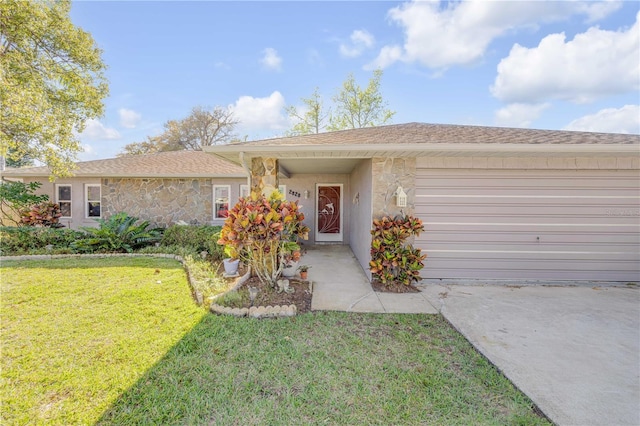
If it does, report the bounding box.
[236,276,313,314]
[371,279,420,293]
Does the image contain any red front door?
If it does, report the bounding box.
[316,184,343,242]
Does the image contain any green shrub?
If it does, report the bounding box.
[71,212,163,253]
[0,226,87,255]
[160,225,223,261]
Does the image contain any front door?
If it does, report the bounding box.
[316,184,343,242]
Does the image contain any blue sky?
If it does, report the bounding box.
[71,0,640,161]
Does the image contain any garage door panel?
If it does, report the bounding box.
[422,214,640,225]
[416,167,640,282]
[417,230,639,245]
[418,204,639,217]
[415,196,639,206]
[423,248,639,263]
[421,265,637,281]
[417,169,639,184]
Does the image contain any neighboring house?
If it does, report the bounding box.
[3,122,639,282]
[1,150,246,229]
[207,122,640,283]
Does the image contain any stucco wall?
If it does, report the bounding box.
[26,177,102,229]
[348,159,373,280]
[371,157,416,219]
[102,177,246,227]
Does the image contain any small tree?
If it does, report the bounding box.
[0,179,49,226]
[285,87,330,135]
[329,69,395,131]
[217,192,309,287]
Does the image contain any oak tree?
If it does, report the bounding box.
[0,0,109,178]
[118,106,237,156]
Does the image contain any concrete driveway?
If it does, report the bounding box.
[420,283,640,426]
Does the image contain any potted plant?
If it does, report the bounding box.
[281,241,301,278]
[222,245,240,275]
[298,265,311,280]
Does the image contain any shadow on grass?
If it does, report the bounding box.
[96,312,550,425]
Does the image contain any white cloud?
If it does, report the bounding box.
[230,91,288,135]
[491,13,640,104]
[495,103,551,128]
[369,0,622,71]
[260,48,282,71]
[118,108,142,129]
[564,105,640,134]
[80,119,121,140]
[339,29,375,58]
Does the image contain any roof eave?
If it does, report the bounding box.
[207,143,640,164]
[1,172,247,179]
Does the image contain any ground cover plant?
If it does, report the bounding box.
[1,257,550,425]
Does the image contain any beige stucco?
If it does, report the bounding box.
[348,159,373,280]
[27,177,102,229]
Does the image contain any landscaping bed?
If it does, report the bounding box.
[216,275,313,314]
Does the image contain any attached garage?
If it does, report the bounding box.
[415,163,640,282]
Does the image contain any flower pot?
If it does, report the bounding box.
[223,258,240,275]
[300,271,308,280]
[282,261,298,278]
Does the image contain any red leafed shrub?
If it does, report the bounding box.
[217,191,310,287]
[20,202,64,228]
[369,215,426,286]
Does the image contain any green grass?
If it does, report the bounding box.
[1,257,550,425]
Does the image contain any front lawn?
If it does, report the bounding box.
[1,257,549,425]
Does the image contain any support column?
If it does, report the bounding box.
[371,157,416,219]
[250,157,279,198]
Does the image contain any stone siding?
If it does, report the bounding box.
[250,157,279,196]
[372,157,416,219]
[102,178,213,226]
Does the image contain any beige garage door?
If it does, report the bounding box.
[415,167,640,281]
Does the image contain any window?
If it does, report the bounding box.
[240,184,250,199]
[213,185,230,219]
[56,184,72,218]
[85,184,101,218]
[240,184,287,199]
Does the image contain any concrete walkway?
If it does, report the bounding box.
[306,245,436,314]
[308,244,640,426]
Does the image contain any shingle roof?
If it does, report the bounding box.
[227,122,640,146]
[1,150,245,178]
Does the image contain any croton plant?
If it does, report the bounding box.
[370,215,426,286]
[217,191,309,287]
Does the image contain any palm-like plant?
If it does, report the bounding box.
[72,212,163,253]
